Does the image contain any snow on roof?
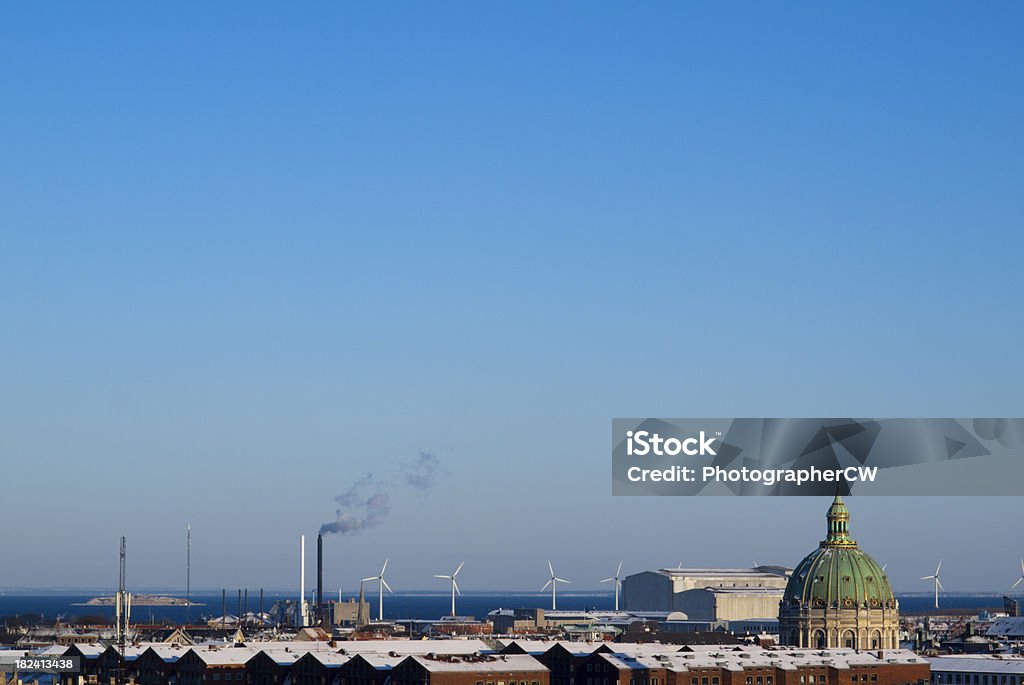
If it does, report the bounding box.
[498,639,607,656]
[335,639,491,656]
[928,656,1024,675]
[304,652,352,667]
[604,648,926,673]
[987,617,1024,638]
[408,654,547,673]
[67,644,107,658]
[189,647,258,666]
[348,654,407,669]
[256,648,305,667]
[103,645,151,660]
[143,644,192,662]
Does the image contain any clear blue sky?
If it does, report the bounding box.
[1,3,1022,594]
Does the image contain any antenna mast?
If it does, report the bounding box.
[115,537,130,684]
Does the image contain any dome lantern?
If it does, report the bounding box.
[822,493,856,547]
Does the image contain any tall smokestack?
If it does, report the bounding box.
[299,534,306,626]
[186,524,191,626]
[317,533,323,624]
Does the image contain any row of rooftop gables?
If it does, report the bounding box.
[15,641,930,685]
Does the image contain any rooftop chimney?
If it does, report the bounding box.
[299,534,306,626]
[317,532,324,624]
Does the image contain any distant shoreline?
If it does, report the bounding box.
[71,595,206,607]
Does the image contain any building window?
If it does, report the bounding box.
[714,679,720,685]
[747,678,753,685]
[767,678,772,685]
[757,677,763,685]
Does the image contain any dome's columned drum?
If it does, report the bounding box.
[778,494,899,650]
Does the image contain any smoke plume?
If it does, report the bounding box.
[319,452,443,536]
[403,451,443,489]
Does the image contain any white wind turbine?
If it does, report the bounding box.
[1011,559,1024,591]
[362,558,392,621]
[541,560,570,611]
[921,561,943,609]
[601,561,624,611]
[434,561,464,617]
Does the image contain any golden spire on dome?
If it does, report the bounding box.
[821,487,857,548]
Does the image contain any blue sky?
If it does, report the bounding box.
[1,3,1022,595]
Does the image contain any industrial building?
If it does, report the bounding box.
[621,567,791,619]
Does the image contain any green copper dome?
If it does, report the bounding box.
[782,494,897,610]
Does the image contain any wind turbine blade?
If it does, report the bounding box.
[1010,577,1022,590]
[454,561,464,576]
[381,558,389,575]
[616,561,623,577]
[600,578,614,584]
[434,575,450,580]
[453,579,461,596]
[935,578,944,591]
[920,576,933,581]
[556,578,570,584]
[382,579,393,593]
[548,560,554,577]
[540,579,552,592]
[882,563,888,572]
[935,560,942,575]
[362,577,377,583]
